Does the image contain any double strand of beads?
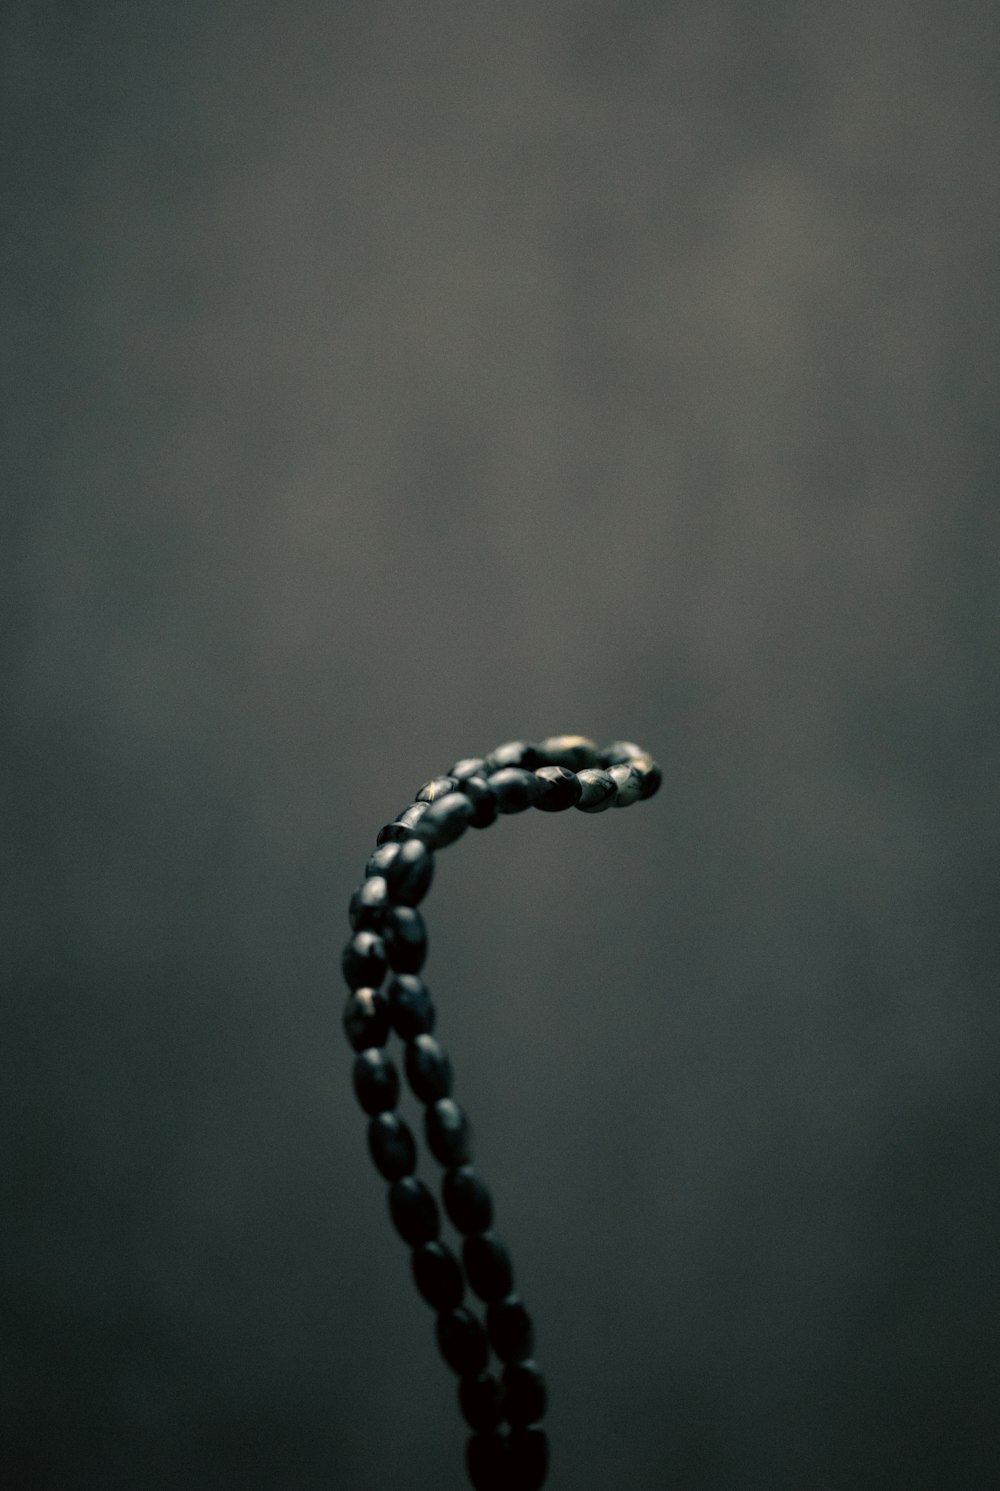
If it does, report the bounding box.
[342,736,660,1491]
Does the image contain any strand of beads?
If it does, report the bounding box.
[342,737,660,1490]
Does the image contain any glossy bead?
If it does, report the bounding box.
[425,1098,473,1166]
[348,876,388,931]
[352,1048,399,1115]
[388,973,436,1038]
[488,767,544,813]
[533,764,582,812]
[341,931,387,990]
[376,802,429,845]
[507,1427,549,1489]
[631,751,663,800]
[405,1033,453,1103]
[449,756,487,781]
[383,905,427,973]
[574,767,616,813]
[383,837,435,907]
[367,1112,417,1179]
[443,1165,494,1234]
[466,1430,509,1490]
[463,1231,514,1301]
[416,775,458,803]
[601,740,645,765]
[457,773,499,828]
[539,733,600,771]
[365,841,400,879]
[503,1360,547,1426]
[342,987,390,1051]
[415,791,475,848]
[486,740,545,772]
[609,761,643,807]
[412,1239,464,1309]
[388,1176,440,1245]
[436,1306,490,1376]
[459,1372,505,1431]
[487,1293,534,1363]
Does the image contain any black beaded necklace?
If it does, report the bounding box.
[342,736,661,1490]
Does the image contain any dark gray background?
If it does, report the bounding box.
[4,3,999,1488]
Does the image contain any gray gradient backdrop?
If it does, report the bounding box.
[4,3,999,1488]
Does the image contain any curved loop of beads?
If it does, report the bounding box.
[342,735,661,1491]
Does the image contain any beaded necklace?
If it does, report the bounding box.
[342,736,661,1489]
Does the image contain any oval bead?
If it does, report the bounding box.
[463,1231,514,1301]
[383,905,428,974]
[342,987,390,1051]
[384,837,435,907]
[436,1306,490,1377]
[425,1098,473,1166]
[352,1048,399,1115]
[388,973,436,1038]
[443,1165,494,1234]
[609,761,643,807]
[398,801,430,829]
[365,841,400,879]
[487,1293,534,1363]
[348,876,389,931]
[600,740,645,765]
[574,767,616,813]
[444,1162,494,1234]
[502,1360,547,1426]
[466,1429,509,1489]
[507,1426,549,1489]
[367,1112,417,1180]
[412,1239,465,1310]
[533,764,582,812]
[458,1372,505,1431]
[376,802,429,845]
[405,1033,453,1103]
[416,775,458,803]
[416,791,475,848]
[449,756,488,781]
[631,752,662,800]
[341,931,387,990]
[539,733,600,771]
[488,767,544,814]
[388,1176,440,1245]
[486,740,545,772]
[457,773,499,828]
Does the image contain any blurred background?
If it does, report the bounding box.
[3,2,999,1487]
